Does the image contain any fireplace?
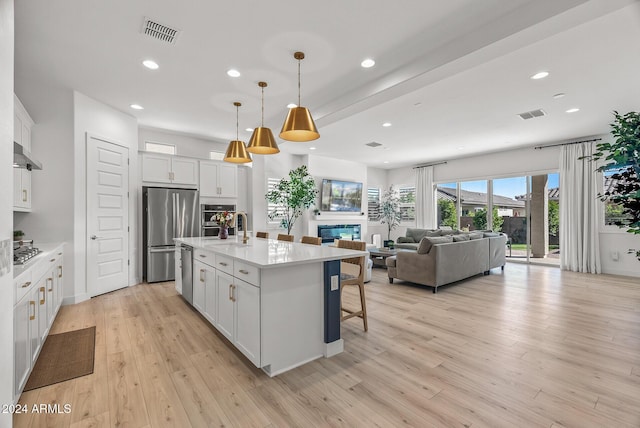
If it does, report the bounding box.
[317,224,361,244]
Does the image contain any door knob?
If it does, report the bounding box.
[90,235,100,240]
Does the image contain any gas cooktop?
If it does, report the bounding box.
[13,244,41,265]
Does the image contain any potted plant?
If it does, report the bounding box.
[13,230,25,241]
[587,111,639,260]
[211,211,235,239]
[380,187,402,248]
[266,165,318,235]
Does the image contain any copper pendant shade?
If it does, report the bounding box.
[224,102,252,164]
[247,82,280,154]
[280,52,320,142]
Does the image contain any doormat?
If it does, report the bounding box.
[24,326,96,391]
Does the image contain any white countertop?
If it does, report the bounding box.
[174,236,366,268]
[13,242,65,279]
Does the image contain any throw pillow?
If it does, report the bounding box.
[469,232,484,240]
[417,235,453,254]
[397,236,415,243]
[439,229,454,236]
[453,234,470,242]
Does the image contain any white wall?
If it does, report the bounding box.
[0,0,14,419]
[73,92,138,301]
[139,126,228,158]
[305,155,368,240]
[366,166,388,244]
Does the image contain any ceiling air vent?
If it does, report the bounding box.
[142,17,181,44]
[518,109,546,120]
[366,142,382,148]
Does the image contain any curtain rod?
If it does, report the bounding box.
[534,138,602,150]
[413,161,447,169]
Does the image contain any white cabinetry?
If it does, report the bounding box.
[13,95,34,212]
[13,245,65,402]
[13,168,32,211]
[142,153,198,185]
[234,278,260,365]
[193,259,206,313]
[14,95,33,151]
[199,161,237,198]
[193,257,217,325]
[215,270,235,341]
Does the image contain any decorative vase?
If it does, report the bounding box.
[219,225,229,239]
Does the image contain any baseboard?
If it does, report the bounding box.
[62,293,89,306]
[323,338,344,357]
[601,267,640,278]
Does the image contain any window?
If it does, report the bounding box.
[145,141,176,155]
[398,186,415,222]
[437,183,457,228]
[210,151,224,161]
[603,166,632,227]
[367,187,381,221]
[266,177,286,227]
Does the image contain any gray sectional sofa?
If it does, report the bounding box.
[387,228,506,293]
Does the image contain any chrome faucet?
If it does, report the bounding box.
[233,211,249,244]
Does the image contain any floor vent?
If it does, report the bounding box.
[366,142,382,148]
[518,109,546,120]
[142,17,181,44]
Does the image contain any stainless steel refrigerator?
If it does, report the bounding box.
[143,187,199,283]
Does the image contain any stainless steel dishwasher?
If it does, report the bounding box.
[181,245,194,305]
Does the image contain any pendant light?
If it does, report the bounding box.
[224,102,252,164]
[247,81,280,154]
[280,51,320,142]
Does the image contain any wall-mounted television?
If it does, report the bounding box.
[320,179,363,212]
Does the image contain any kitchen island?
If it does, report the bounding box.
[174,236,366,376]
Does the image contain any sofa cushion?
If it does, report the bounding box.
[453,234,470,242]
[397,236,415,243]
[440,229,455,236]
[417,235,453,254]
[385,256,397,268]
[395,242,419,250]
[483,232,501,238]
[406,228,440,242]
[469,232,484,240]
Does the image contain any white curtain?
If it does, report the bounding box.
[559,142,601,273]
[416,166,436,229]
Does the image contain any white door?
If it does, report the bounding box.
[87,135,129,297]
[216,270,235,341]
[234,278,260,366]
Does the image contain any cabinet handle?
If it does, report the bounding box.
[218,262,228,267]
[200,269,205,282]
[22,189,27,202]
[199,254,207,258]
[230,284,236,302]
[47,278,53,292]
[58,265,63,278]
[238,269,249,275]
[39,287,45,304]
[50,258,56,262]
[21,281,31,288]
[29,301,36,320]
[58,252,62,255]
[229,283,233,301]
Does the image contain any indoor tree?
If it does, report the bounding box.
[586,111,639,260]
[265,165,318,235]
[380,187,402,242]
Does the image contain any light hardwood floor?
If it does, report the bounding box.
[14,264,640,428]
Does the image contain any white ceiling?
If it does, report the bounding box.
[14,0,640,169]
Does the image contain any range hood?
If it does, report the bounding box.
[13,142,42,170]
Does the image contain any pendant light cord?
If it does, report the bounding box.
[297,59,301,106]
[236,104,239,140]
[261,85,265,127]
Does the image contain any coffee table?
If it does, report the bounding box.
[369,248,402,268]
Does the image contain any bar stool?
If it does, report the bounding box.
[337,239,368,331]
[301,236,321,245]
[277,234,294,242]
[256,231,269,239]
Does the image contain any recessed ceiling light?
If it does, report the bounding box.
[457,146,465,150]
[382,122,392,127]
[142,60,159,70]
[287,103,297,109]
[130,104,144,110]
[245,128,253,132]
[361,58,375,68]
[383,161,389,164]
[309,147,316,150]
[566,108,580,113]
[553,93,565,99]
[530,71,549,80]
[227,69,241,77]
